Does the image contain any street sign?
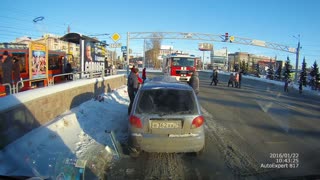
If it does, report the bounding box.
[121,46,127,52]
[251,39,266,47]
[111,33,121,42]
[110,43,122,48]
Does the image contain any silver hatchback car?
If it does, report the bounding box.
[128,77,205,154]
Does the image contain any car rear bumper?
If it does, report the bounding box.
[130,132,205,153]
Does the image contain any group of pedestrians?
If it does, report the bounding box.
[208,68,243,89]
[127,66,147,114]
[0,51,21,95]
[228,71,243,88]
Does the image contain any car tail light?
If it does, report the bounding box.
[191,116,204,128]
[129,115,142,128]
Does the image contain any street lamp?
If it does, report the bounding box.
[293,34,301,83]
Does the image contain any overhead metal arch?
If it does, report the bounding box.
[127,32,296,53]
[126,32,300,81]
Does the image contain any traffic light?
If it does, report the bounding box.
[123,52,127,59]
[225,33,229,42]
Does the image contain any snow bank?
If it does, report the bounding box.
[0,74,125,112]
[117,68,162,73]
[0,85,130,178]
[201,70,230,75]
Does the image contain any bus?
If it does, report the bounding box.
[0,43,66,96]
[162,52,197,82]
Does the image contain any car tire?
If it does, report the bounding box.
[196,145,205,156]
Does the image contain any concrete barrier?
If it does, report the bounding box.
[0,74,127,148]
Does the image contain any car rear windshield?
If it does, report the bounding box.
[136,89,198,115]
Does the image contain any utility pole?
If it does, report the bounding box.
[202,51,205,70]
[223,47,228,71]
[143,39,146,68]
[67,25,71,65]
[294,35,301,83]
[126,32,130,75]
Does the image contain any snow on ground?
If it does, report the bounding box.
[117,68,162,73]
[0,85,129,179]
[201,70,320,96]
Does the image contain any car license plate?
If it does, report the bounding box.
[151,121,181,129]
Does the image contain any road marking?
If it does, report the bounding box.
[256,100,273,113]
[255,98,290,133]
[263,141,288,144]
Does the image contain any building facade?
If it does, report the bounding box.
[228,52,276,72]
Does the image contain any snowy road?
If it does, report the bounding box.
[1,71,320,179]
[107,72,320,179]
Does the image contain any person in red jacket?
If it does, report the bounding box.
[142,68,146,83]
[136,68,143,85]
[131,65,135,72]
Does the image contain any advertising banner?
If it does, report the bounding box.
[83,41,105,72]
[198,43,213,51]
[29,42,48,80]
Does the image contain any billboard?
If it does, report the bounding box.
[212,57,226,64]
[214,49,227,57]
[83,41,105,72]
[198,43,213,51]
[29,42,48,80]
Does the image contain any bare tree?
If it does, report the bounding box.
[145,33,162,68]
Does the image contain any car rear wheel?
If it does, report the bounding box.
[196,145,205,156]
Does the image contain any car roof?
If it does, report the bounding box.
[141,76,193,91]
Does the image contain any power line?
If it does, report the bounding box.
[0,9,108,37]
[0,30,39,36]
[0,25,38,32]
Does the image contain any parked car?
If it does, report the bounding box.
[128,76,205,155]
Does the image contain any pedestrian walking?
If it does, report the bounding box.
[1,51,13,95]
[188,70,199,95]
[235,72,239,88]
[299,83,302,94]
[284,78,289,93]
[142,67,146,83]
[128,68,139,115]
[228,73,235,87]
[238,70,243,88]
[12,57,21,84]
[210,68,218,86]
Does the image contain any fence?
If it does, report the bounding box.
[2,69,117,95]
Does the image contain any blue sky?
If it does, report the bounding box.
[1,0,320,67]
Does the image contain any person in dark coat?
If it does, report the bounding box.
[142,68,146,83]
[12,57,21,84]
[228,73,235,87]
[238,70,243,88]
[65,63,73,80]
[188,70,199,95]
[210,68,218,86]
[1,51,13,95]
[128,68,139,114]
